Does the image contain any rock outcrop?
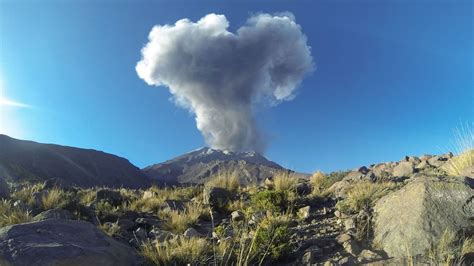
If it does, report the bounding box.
[0,219,142,266]
[373,176,473,258]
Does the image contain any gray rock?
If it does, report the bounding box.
[135,217,161,228]
[358,249,382,263]
[415,160,430,170]
[342,239,360,256]
[0,219,140,266]
[338,256,357,265]
[406,156,421,165]
[231,210,244,222]
[336,233,352,244]
[392,161,415,177]
[0,178,9,199]
[117,219,135,231]
[427,156,447,168]
[142,190,155,199]
[373,176,473,258]
[96,189,123,206]
[134,227,147,240]
[33,209,74,221]
[183,227,201,237]
[298,206,311,220]
[302,245,323,265]
[295,182,311,196]
[203,187,232,210]
[150,228,175,243]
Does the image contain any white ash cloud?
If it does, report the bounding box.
[136,13,313,152]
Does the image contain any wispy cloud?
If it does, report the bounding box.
[0,96,33,108]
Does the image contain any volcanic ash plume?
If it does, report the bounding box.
[136,13,313,153]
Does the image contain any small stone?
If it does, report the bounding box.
[344,218,355,231]
[142,191,155,199]
[298,206,311,220]
[183,227,201,237]
[336,233,352,244]
[338,256,357,265]
[231,210,244,222]
[358,249,382,263]
[295,183,311,196]
[134,227,147,240]
[302,245,323,264]
[343,240,361,256]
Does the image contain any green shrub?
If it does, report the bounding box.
[251,190,288,213]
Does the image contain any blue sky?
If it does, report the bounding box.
[0,0,472,173]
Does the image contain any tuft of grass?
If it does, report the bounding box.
[205,170,240,193]
[428,229,473,265]
[11,183,45,206]
[310,171,328,196]
[79,189,97,206]
[336,181,396,214]
[126,186,201,214]
[99,221,121,237]
[273,171,297,192]
[444,122,474,176]
[443,150,474,176]
[160,203,204,233]
[41,187,68,210]
[140,236,210,265]
[0,199,32,227]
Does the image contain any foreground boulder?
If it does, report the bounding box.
[0,219,141,266]
[373,176,473,258]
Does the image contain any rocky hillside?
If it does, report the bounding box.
[0,134,150,188]
[143,147,289,185]
[0,149,472,265]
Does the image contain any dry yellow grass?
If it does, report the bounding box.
[140,236,209,265]
[99,221,121,237]
[79,189,97,206]
[337,181,396,213]
[160,203,204,233]
[443,149,474,176]
[310,171,327,196]
[11,183,45,205]
[41,187,68,210]
[0,199,32,227]
[444,123,473,176]
[205,170,240,192]
[273,171,298,192]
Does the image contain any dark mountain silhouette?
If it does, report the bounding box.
[143,147,290,185]
[0,134,150,188]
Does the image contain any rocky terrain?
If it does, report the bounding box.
[143,147,290,185]
[0,147,472,265]
[0,134,150,188]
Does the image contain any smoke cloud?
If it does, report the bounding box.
[136,13,313,153]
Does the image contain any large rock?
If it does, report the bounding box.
[392,161,415,177]
[0,219,141,266]
[373,176,473,258]
[203,186,232,210]
[0,178,9,199]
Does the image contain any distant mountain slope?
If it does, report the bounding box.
[0,134,150,188]
[143,147,289,185]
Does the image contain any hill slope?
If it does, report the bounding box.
[143,147,289,185]
[0,134,150,188]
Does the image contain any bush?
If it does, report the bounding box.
[251,190,288,213]
[252,214,293,262]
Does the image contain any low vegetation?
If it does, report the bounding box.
[0,199,32,227]
[205,170,240,193]
[336,181,397,214]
